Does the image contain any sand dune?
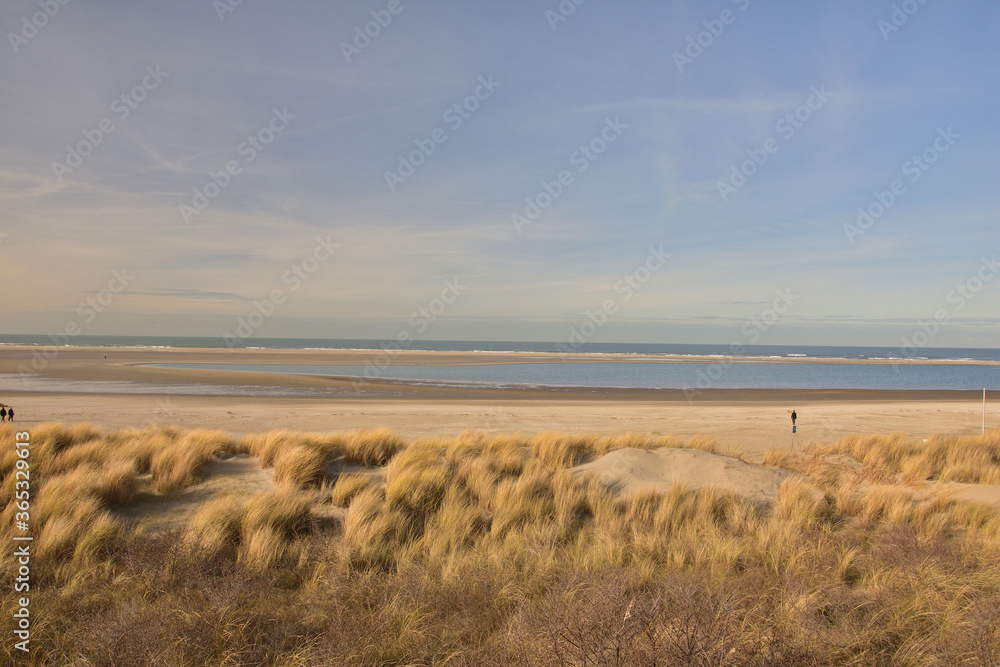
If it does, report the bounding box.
[573,447,792,504]
[114,454,274,531]
[947,482,1000,510]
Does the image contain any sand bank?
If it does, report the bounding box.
[0,345,995,457]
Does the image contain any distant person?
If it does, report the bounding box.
[0,407,6,422]
[791,410,797,426]
[6,407,12,422]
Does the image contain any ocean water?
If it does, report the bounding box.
[1,334,998,362]
[2,335,996,393]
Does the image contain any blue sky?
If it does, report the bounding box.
[1,0,997,347]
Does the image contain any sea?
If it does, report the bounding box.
[1,334,999,361]
[1,335,998,393]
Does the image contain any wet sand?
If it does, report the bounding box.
[0,345,994,456]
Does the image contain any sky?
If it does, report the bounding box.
[1,0,997,349]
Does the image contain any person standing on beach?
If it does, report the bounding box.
[791,410,797,426]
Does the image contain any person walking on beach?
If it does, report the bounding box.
[791,410,797,426]
[0,406,6,422]
[7,407,12,422]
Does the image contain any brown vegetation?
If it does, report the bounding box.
[1,423,1000,665]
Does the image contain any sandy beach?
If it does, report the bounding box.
[1,345,993,457]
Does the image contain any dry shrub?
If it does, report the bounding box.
[36,497,104,565]
[329,473,379,507]
[150,429,232,492]
[184,489,311,568]
[481,439,529,477]
[240,526,289,569]
[821,428,1000,485]
[48,439,108,475]
[12,422,1000,666]
[36,464,99,524]
[447,431,528,470]
[32,423,102,465]
[385,441,442,475]
[775,477,829,528]
[834,480,862,516]
[685,434,719,454]
[94,459,138,506]
[490,464,555,538]
[456,457,500,506]
[653,483,706,535]
[243,429,294,467]
[105,425,178,474]
[186,494,246,559]
[424,486,491,556]
[763,448,791,468]
[242,489,312,540]
[552,470,591,536]
[343,427,404,466]
[861,485,917,524]
[342,487,418,571]
[386,465,449,521]
[273,443,328,487]
[72,512,121,564]
[592,432,663,455]
[532,432,591,468]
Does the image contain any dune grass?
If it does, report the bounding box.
[2,423,1000,665]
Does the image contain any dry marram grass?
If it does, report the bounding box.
[2,423,1000,665]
